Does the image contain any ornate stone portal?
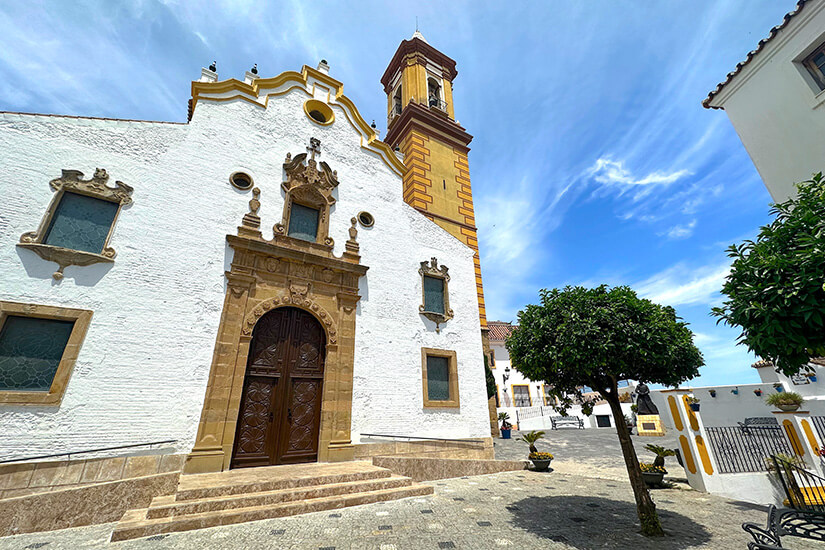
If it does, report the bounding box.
[185,140,368,473]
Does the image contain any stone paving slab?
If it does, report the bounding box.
[1,469,820,549]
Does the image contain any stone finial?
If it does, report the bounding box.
[239,187,262,237]
[317,59,330,75]
[200,62,218,83]
[344,217,360,260]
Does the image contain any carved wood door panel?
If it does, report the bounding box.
[231,307,325,468]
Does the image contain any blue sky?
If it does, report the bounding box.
[0,1,798,386]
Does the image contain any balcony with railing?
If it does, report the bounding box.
[428,96,448,113]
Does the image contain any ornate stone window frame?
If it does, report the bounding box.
[17,169,133,280]
[0,300,93,405]
[274,138,337,253]
[418,257,454,331]
[421,347,459,409]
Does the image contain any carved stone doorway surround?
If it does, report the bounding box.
[185,203,368,474]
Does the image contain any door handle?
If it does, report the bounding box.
[288,408,292,422]
[268,412,274,423]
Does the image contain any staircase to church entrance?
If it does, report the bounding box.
[110,461,432,541]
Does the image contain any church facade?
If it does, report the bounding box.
[0,35,491,475]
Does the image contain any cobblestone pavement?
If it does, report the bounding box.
[1,469,818,550]
[495,429,683,481]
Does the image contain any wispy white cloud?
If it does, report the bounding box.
[635,260,730,308]
[662,219,697,239]
[588,158,690,188]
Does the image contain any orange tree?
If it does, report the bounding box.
[506,285,703,536]
[712,174,825,375]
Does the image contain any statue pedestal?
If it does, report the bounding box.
[637,414,666,436]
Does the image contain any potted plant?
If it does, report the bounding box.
[754,388,763,397]
[709,389,717,398]
[686,396,700,411]
[639,462,666,487]
[498,412,512,439]
[766,391,804,412]
[806,372,818,382]
[529,451,554,471]
[773,383,784,393]
[517,430,554,470]
[644,444,675,469]
[731,387,739,395]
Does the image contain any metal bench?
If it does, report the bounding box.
[550,416,584,430]
[737,416,780,435]
[742,505,825,549]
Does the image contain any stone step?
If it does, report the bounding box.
[147,475,415,519]
[175,461,392,501]
[111,483,433,542]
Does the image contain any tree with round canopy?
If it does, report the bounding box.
[506,285,703,536]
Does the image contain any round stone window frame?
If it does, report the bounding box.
[357,211,375,228]
[303,99,335,126]
[230,172,254,191]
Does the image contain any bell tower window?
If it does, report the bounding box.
[428,77,444,111]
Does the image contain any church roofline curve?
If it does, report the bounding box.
[189,65,408,178]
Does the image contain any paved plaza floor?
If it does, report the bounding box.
[0,467,817,549]
[494,428,683,481]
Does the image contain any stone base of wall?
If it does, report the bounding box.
[372,456,527,482]
[353,437,494,460]
[0,454,186,499]
[0,471,179,537]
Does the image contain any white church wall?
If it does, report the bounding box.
[0,83,488,460]
[709,1,825,202]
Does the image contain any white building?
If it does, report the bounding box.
[0,56,491,475]
[703,0,825,202]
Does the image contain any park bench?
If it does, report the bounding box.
[737,416,780,435]
[742,505,825,549]
[550,416,584,430]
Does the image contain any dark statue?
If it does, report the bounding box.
[634,383,659,415]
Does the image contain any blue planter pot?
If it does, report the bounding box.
[689,404,700,412]
[501,428,511,439]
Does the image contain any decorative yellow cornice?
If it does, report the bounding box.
[190,69,406,178]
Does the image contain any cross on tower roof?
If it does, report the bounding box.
[307,137,321,162]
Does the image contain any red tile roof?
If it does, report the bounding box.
[703,0,809,109]
[488,321,517,341]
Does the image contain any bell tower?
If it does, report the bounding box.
[382,31,488,332]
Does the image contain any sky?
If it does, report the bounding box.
[0,1,799,387]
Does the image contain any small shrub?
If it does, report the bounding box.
[517,430,545,454]
[685,396,700,405]
[765,391,804,407]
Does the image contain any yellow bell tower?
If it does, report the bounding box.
[382,31,488,332]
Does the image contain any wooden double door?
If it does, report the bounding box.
[231,307,326,468]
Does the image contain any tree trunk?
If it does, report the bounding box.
[603,386,664,536]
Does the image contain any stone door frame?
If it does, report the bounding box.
[185,231,367,474]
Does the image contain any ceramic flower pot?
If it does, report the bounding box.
[530,458,552,472]
[777,404,801,412]
[501,428,511,439]
[689,403,700,412]
[642,471,665,487]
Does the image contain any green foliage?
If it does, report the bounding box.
[506,284,700,538]
[484,355,496,399]
[645,444,675,468]
[506,285,703,399]
[644,444,676,458]
[765,391,804,406]
[712,173,825,375]
[497,412,512,429]
[685,396,700,404]
[517,430,545,454]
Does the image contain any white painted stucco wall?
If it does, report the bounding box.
[708,0,825,202]
[0,75,488,460]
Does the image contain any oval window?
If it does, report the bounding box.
[230,172,253,190]
[303,99,334,126]
[357,211,375,228]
